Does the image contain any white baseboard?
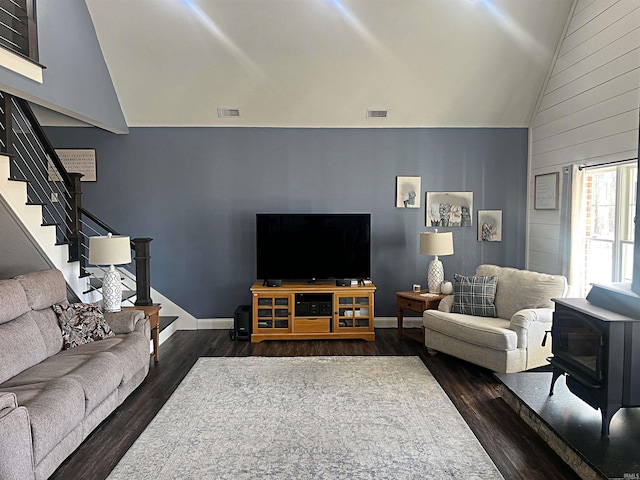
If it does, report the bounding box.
[198,318,234,329]
[194,317,422,330]
[375,317,423,328]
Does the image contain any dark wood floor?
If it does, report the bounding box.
[50,329,580,480]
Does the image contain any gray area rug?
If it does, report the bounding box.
[108,356,503,479]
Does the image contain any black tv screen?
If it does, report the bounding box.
[256,213,371,281]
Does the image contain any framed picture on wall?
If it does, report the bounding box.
[52,149,98,182]
[425,192,473,227]
[396,176,421,208]
[534,172,559,210]
[478,210,502,241]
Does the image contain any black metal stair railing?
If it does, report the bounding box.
[1,91,75,250]
[0,90,153,307]
[0,0,38,62]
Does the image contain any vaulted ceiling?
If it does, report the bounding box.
[51,0,576,128]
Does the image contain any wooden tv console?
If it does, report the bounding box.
[250,281,376,343]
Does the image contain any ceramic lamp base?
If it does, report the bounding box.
[102,267,122,312]
[428,258,444,293]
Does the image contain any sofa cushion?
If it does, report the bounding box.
[451,274,498,317]
[0,279,30,325]
[53,303,115,349]
[0,312,48,384]
[18,377,85,465]
[2,348,125,415]
[31,309,63,358]
[423,309,517,351]
[65,352,124,413]
[476,265,567,320]
[14,269,67,311]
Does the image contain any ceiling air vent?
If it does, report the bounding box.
[366,109,387,118]
[217,108,240,118]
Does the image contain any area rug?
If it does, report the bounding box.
[108,356,503,479]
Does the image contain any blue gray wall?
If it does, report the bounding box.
[0,0,127,133]
[45,127,528,318]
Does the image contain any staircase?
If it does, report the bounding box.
[0,92,192,341]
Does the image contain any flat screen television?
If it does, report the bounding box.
[256,213,371,281]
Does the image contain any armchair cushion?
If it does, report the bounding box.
[424,310,516,350]
[476,264,567,320]
[451,274,498,317]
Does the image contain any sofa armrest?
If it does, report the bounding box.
[0,393,35,480]
[0,391,17,410]
[510,308,553,349]
[105,309,146,334]
[437,295,455,313]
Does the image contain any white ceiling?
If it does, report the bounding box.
[74,0,575,128]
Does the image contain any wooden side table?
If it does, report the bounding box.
[396,291,446,343]
[123,305,161,362]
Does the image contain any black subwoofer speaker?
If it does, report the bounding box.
[232,305,252,341]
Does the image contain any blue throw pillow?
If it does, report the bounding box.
[451,274,498,317]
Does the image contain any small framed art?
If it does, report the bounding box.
[51,149,98,182]
[534,172,559,210]
[425,191,473,227]
[478,210,502,241]
[396,176,421,208]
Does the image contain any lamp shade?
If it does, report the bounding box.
[420,231,454,256]
[89,233,132,266]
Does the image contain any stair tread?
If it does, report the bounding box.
[122,290,136,301]
[159,315,178,332]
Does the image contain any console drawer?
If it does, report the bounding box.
[294,317,331,333]
[397,296,425,312]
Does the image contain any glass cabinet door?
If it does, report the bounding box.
[336,295,372,330]
[255,295,291,331]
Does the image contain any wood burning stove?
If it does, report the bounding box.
[549,284,640,437]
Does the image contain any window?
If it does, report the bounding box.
[582,163,637,294]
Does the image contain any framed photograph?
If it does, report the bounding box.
[396,176,421,208]
[51,149,97,182]
[534,172,559,210]
[425,192,473,227]
[478,210,502,241]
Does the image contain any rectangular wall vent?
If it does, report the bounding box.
[217,108,240,118]
[366,109,387,118]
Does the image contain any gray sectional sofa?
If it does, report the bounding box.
[0,269,150,480]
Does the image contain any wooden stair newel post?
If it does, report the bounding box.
[67,173,83,264]
[133,237,153,306]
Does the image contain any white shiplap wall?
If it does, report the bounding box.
[528,0,640,275]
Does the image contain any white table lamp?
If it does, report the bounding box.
[89,233,132,312]
[420,229,454,293]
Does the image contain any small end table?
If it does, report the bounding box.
[396,291,446,344]
[122,305,162,362]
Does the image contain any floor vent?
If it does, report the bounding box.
[366,109,387,118]
[217,108,240,118]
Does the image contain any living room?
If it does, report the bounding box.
[0,1,639,479]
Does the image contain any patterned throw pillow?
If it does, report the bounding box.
[52,303,115,349]
[451,274,498,317]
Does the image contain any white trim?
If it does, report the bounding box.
[0,48,43,83]
[197,318,233,330]
[375,316,423,328]
[159,321,179,345]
